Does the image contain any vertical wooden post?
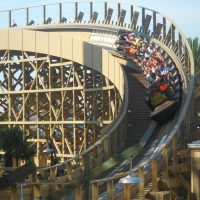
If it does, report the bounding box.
[118,3,121,20]
[139,167,144,200]
[8,10,11,27]
[178,33,183,57]
[90,2,93,21]
[142,7,145,27]
[104,2,107,19]
[10,185,17,200]
[124,184,131,200]
[163,147,169,179]
[190,148,200,200]
[91,182,99,200]
[26,8,29,25]
[107,180,114,200]
[59,3,62,23]
[50,167,57,181]
[33,184,41,200]
[153,11,156,33]
[67,163,72,181]
[75,185,83,200]
[50,167,58,193]
[32,173,41,200]
[43,5,46,24]
[130,5,134,21]
[152,158,158,192]
[171,24,176,47]
[163,17,166,40]
[75,2,78,22]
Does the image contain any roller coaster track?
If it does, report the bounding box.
[0,2,194,200]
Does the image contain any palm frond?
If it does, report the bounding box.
[188,37,200,73]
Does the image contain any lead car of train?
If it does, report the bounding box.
[115,30,182,122]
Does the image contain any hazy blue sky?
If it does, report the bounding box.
[0,0,199,38]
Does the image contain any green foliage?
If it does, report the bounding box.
[188,37,200,73]
[0,127,35,162]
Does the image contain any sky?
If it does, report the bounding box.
[0,0,199,38]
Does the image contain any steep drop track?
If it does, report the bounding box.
[125,67,151,147]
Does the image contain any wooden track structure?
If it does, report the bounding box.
[0,1,196,200]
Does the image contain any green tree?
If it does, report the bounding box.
[0,127,35,167]
[188,37,200,73]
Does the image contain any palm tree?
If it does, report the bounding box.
[188,37,200,73]
[0,127,35,167]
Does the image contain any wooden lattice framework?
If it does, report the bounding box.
[0,50,121,164]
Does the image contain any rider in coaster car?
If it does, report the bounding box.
[154,51,164,63]
[144,45,154,60]
[145,68,156,85]
[126,46,138,58]
[124,33,142,47]
[160,63,169,81]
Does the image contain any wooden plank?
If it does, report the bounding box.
[124,184,131,200]
[75,185,82,200]
[0,57,48,65]
[139,167,144,200]
[91,182,99,200]
[142,14,152,34]
[130,11,139,30]
[154,23,163,39]
[162,147,169,178]
[151,158,158,192]
[107,180,114,200]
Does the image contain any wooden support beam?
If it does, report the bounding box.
[178,33,183,57]
[104,2,107,19]
[152,158,158,192]
[26,7,29,25]
[130,11,139,30]
[59,3,62,23]
[33,184,41,199]
[67,163,72,181]
[162,17,166,40]
[162,147,169,178]
[142,14,152,34]
[124,184,131,200]
[171,24,176,48]
[43,5,46,24]
[118,3,121,20]
[191,149,200,200]
[139,167,144,200]
[89,2,93,21]
[75,2,78,22]
[91,182,99,200]
[8,10,12,27]
[50,167,57,181]
[153,11,156,33]
[32,173,41,200]
[142,7,145,27]
[130,5,134,21]
[107,180,114,200]
[10,185,17,200]
[75,185,82,200]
